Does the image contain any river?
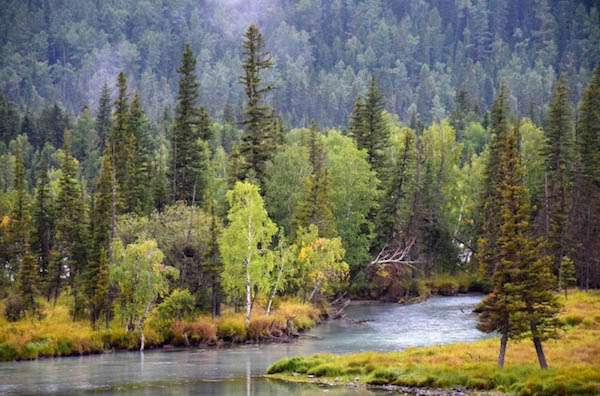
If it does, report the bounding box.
[0,295,487,395]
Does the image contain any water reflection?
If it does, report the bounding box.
[0,295,486,395]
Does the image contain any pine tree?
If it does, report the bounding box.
[32,145,54,292]
[571,64,600,289]
[239,24,274,188]
[559,256,576,297]
[379,130,417,243]
[96,83,112,153]
[349,77,389,178]
[170,44,210,204]
[9,142,30,280]
[477,85,511,277]
[17,247,39,316]
[292,124,335,237]
[109,72,135,212]
[87,248,109,326]
[477,126,560,369]
[228,144,245,188]
[129,94,154,213]
[52,130,89,318]
[543,76,574,277]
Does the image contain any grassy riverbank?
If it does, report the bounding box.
[267,291,600,395]
[0,298,321,361]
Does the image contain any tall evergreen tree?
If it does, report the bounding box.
[17,247,39,316]
[109,72,135,212]
[349,76,389,178]
[32,145,54,291]
[239,24,274,188]
[543,76,574,277]
[477,126,560,369]
[8,142,30,281]
[477,85,511,277]
[52,130,88,317]
[571,64,600,288]
[96,83,112,153]
[129,93,154,214]
[170,44,210,204]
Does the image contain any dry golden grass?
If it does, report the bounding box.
[0,297,322,360]
[268,291,600,395]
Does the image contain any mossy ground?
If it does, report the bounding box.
[267,291,600,395]
[0,297,321,361]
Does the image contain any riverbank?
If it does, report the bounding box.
[0,299,322,361]
[267,291,600,396]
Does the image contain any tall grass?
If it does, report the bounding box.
[0,298,321,361]
[268,291,600,395]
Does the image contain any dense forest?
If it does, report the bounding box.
[1,0,599,126]
[0,0,599,375]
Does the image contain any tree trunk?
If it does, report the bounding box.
[530,322,549,369]
[498,330,508,368]
[211,275,221,317]
[139,303,152,352]
[245,258,252,325]
[267,262,285,315]
[309,280,321,303]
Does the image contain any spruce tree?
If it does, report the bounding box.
[17,247,39,316]
[109,72,135,212]
[477,85,511,277]
[9,142,30,280]
[239,24,274,188]
[543,76,574,277]
[129,94,153,214]
[292,124,335,237]
[52,130,88,317]
[571,64,600,289]
[32,145,54,292]
[170,44,210,204]
[349,77,389,178]
[96,83,112,153]
[477,126,560,369]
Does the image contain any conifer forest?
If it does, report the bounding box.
[0,1,599,395]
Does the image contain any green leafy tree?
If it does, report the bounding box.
[239,24,275,188]
[218,181,277,324]
[111,239,177,350]
[292,125,335,237]
[295,225,349,303]
[325,130,378,273]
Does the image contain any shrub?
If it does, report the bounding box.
[4,294,24,322]
[217,316,246,341]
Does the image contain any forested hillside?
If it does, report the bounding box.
[0,1,599,374]
[1,0,599,126]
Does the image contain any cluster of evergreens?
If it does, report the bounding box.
[0,21,599,364]
[1,1,598,126]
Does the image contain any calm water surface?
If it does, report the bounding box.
[0,295,487,395]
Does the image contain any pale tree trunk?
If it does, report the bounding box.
[139,302,152,351]
[309,280,321,303]
[245,258,252,326]
[267,262,285,315]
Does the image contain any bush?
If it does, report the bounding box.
[4,294,24,322]
[217,316,247,341]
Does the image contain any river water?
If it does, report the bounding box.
[0,295,487,395]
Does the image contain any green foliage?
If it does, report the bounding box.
[218,181,277,322]
[155,289,196,324]
[110,239,177,333]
